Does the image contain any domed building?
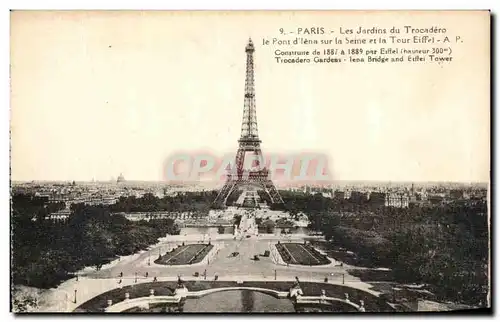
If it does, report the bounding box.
[117,173,125,183]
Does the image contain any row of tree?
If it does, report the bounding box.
[109,191,218,214]
[12,194,181,289]
[282,192,489,306]
[270,190,381,213]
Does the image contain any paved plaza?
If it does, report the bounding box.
[38,233,385,312]
[81,234,346,281]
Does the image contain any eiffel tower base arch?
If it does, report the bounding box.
[212,177,284,209]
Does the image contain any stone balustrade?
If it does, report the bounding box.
[105,286,366,313]
[295,295,364,311]
[72,276,388,313]
[106,295,182,312]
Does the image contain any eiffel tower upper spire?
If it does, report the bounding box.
[240,38,260,141]
[211,39,284,209]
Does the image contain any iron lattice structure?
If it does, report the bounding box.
[212,39,284,208]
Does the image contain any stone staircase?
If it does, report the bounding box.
[238,212,258,236]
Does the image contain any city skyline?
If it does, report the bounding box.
[11,178,489,187]
[10,11,489,183]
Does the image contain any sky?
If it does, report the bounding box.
[10,11,490,183]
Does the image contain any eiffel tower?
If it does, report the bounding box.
[212,39,284,208]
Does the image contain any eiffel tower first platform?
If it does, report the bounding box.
[212,39,284,208]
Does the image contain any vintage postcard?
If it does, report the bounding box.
[10,10,490,313]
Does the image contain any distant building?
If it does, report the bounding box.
[46,209,71,221]
[116,212,178,221]
[350,191,368,203]
[117,173,125,183]
[449,189,465,200]
[385,193,409,208]
[321,192,333,198]
[334,190,345,200]
[428,194,444,205]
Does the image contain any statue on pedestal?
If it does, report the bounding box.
[288,282,303,300]
[174,275,189,298]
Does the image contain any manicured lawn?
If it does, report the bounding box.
[276,243,331,266]
[75,282,175,312]
[347,268,394,282]
[155,244,213,265]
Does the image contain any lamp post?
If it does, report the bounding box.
[135,272,138,283]
[274,269,277,281]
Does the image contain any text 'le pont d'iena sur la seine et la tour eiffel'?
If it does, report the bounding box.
[261,26,463,65]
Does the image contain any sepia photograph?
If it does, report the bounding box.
[9,10,490,313]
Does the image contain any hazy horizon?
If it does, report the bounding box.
[11,179,489,186]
